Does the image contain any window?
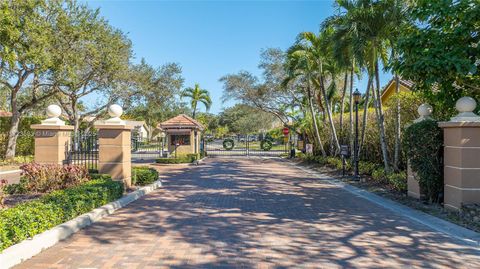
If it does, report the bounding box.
[171,135,190,145]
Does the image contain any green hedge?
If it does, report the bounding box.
[156,154,198,164]
[0,177,123,251]
[298,153,407,192]
[132,167,158,186]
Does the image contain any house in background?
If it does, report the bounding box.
[125,120,149,139]
[0,110,12,117]
[380,78,414,104]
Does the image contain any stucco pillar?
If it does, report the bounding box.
[95,105,133,188]
[407,104,433,199]
[31,105,73,165]
[439,97,480,211]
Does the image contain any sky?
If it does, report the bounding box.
[85,0,391,114]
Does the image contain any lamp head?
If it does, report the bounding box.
[353,89,361,104]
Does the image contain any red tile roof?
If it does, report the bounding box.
[159,114,204,130]
[0,111,12,117]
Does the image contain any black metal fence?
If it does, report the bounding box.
[204,135,288,157]
[65,133,98,170]
[131,136,164,162]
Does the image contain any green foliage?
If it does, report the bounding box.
[0,177,123,251]
[217,104,276,134]
[132,167,158,186]
[156,156,193,164]
[0,116,41,158]
[403,120,443,202]
[181,83,212,119]
[395,0,480,119]
[260,140,273,151]
[386,172,407,192]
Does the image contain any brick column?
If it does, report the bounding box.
[30,104,73,165]
[439,121,480,211]
[95,124,133,188]
[30,125,73,165]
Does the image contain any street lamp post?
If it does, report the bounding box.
[353,89,361,180]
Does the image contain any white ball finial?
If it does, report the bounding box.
[414,103,433,123]
[456,97,477,113]
[41,104,65,125]
[418,104,433,118]
[451,96,480,122]
[108,104,123,118]
[105,104,125,125]
[46,104,62,118]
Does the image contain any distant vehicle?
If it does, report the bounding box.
[248,136,257,142]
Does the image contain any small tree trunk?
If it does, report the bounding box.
[374,60,390,172]
[393,74,401,171]
[340,72,348,144]
[349,64,354,159]
[319,63,340,154]
[359,76,372,157]
[5,110,22,160]
[307,84,326,156]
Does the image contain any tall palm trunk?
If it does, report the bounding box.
[359,76,372,157]
[393,73,401,170]
[319,63,340,154]
[306,83,326,156]
[340,72,348,144]
[349,64,354,159]
[192,102,197,119]
[374,60,390,172]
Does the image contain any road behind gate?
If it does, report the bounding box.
[15,158,480,268]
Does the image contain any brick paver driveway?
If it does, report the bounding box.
[15,158,480,268]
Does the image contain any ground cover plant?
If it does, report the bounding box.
[0,176,123,251]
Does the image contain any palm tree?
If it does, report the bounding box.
[284,44,327,156]
[181,83,212,119]
[330,0,394,172]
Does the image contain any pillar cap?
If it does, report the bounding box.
[41,104,66,125]
[450,97,480,122]
[94,124,133,130]
[31,124,74,130]
[414,104,433,123]
[104,104,125,125]
[438,121,480,128]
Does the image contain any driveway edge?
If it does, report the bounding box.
[290,162,480,247]
[0,179,163,269]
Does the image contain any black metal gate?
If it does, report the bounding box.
[65,132,98,170]
[131,136,165,162]
[204,135,288,157]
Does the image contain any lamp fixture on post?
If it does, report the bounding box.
[353,89,361,180]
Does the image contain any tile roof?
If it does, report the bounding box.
[159,114,204,130]
[0,110,12,117]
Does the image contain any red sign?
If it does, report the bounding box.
[282,127,289,136]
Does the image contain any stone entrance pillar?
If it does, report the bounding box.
[439,97,480,211]
[31,105,73,165]
[95,105,133,188]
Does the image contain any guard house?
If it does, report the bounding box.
[159,114,204,156]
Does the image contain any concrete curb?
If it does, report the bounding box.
[290,162,480,248]
[0,179,163,269]
[0,170,21,175]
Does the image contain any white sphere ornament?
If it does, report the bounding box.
[451,96,480,122]
[418,104,433,117]
[105,104,125,125]
[108,104,123,118]
[41,104,65,125]
[414,103,433,123]
[46,104,62,118]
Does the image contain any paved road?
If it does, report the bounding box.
[15,158,480,268]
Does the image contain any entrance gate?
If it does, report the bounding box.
[131,136,165,162]
[204,135,288,157]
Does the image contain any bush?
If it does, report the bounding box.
[0,116,42,158]
[358,161,378,175]
[0,179,6,208]
[132,167,158,186]
[19,163,90,193]
[0,177,123,251]
[403,119,443,203]
[156,157,193,164]
[386,172,407,192]
[371,167,386,182]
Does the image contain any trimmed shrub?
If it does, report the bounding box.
[0,177,123,251]
[386,172,407,192]
[19,163,89,194]
[132,167,158,186]
[403,119,443,203]
[156,157,193,164]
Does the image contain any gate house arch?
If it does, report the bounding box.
[159,114,204,156]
